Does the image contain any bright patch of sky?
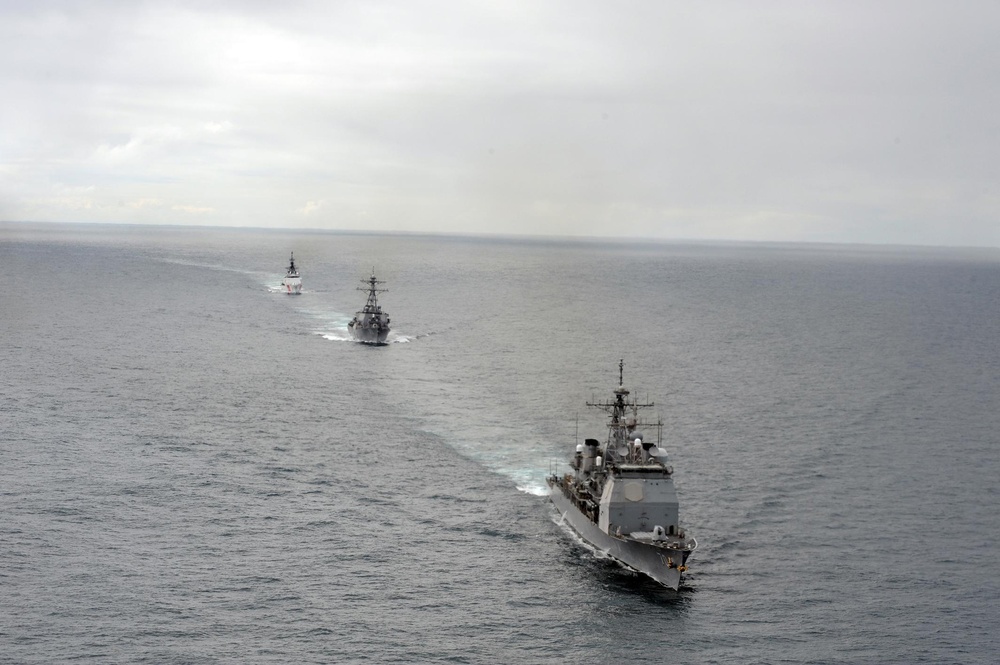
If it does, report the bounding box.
[2,0,998,246]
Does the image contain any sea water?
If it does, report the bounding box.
[2,223,998,664]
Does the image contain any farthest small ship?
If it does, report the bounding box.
[348,268,390,345]
[282,252,302,295]
[547,360,697,590]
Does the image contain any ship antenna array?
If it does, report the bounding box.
[357,267,388,293]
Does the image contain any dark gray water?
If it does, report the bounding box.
[2,223,999,664]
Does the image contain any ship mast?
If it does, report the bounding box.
[357,267,388,313]
[586,359,662,462]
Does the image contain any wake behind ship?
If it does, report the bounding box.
[547,360,696,589]
[348,268,390,345]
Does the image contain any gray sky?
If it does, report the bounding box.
[2,1,998,246]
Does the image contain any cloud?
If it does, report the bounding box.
[93,126,185,164]
[50,195,94,211]
[204,121,234,134]
[126,197,163,209]
[1,1,999,245]
[172,204,215,214]
[298,200,323,215]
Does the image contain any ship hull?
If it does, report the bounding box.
[348,325,389,345]
[282,278,302,294]
[549,482,687,590]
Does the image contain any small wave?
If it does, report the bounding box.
[317,332,354,342]
[313,330,425,344]
[299,304,362,343]
[499,466,554,497]
[517,483,550,497]
[426,493,488,504]
[388,329,436,343]
[268,285,308,294]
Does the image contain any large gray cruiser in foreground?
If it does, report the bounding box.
[348,269,390,345]
[548,360,696,589]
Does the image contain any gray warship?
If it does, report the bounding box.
[347,268,390,345]
[547,360,697,589]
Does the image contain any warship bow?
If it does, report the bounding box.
[348,268,391,345]
[547,360,696,589]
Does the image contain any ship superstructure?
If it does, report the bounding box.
[282,253,302,295]
[347,268,391,345]
[547,360,696,589]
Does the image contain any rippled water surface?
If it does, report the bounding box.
[2,223,999,664]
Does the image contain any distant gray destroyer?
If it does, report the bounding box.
[547,360,696,589]
[348,269,390,345]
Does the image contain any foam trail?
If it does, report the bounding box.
[505,467,552,496]
[298,304,355,341]
[446,437,560,496]
[160,257,251,273]
[319,332,354,342]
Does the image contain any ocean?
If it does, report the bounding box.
[2,222,998,664]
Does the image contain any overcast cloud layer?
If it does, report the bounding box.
[2,1,998,246]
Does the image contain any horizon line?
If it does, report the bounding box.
[2,219,998,253]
